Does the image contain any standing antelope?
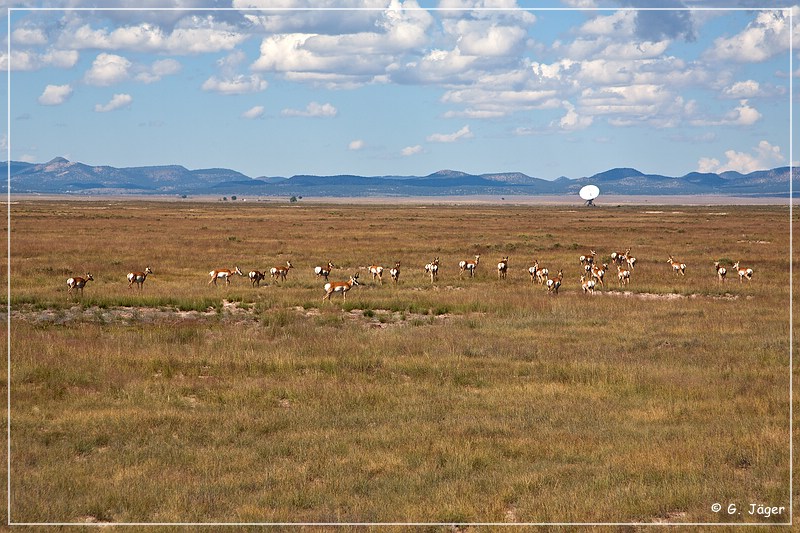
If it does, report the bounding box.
[368,264,385,284]
[611,251,626,265]
[67,273,94,296]
[127,266,152,290]
[209,266,243,286]
[314,261,336,281]
[623,248,637,270]
[323,273,360,302]
[714,261,727,283]
[591,263,607,287]
[271,261,293,283]
[732,261,754,283]
[390,262,401,285]
[580,275,596,294]
[249,270,266,287]
[459,255,480,278]
[579,250,596,265]
[497,256,509,280]
[546,270,563,294]
[617,265,631,286]
[424,257,439,283]
[528,260,539,283]
[668,256,686,276]
[536,265,549,285]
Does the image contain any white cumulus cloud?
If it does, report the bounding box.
[94,93,133,112]
[38,84,73,106]
[84,53,132,86]
[201,74,268,94]
[698,140,784,174]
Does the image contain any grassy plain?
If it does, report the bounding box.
[4,199,795,527]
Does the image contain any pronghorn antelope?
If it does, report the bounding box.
[546,270,563,294]
[623,249,637,270]
[127,266,152,290]
[248,270,266,287]
[209,266,243,286]
[322,273,360,302]
[424,257,439,283]
[536,265,549,285]
[67,273,94,296]
[668,256,686,276]
[579,250,596,265]
[271,261,293,283]
[580,275,596,294]
[390,262,401,285]
[368,264,385,284]
[497,256,509,280]
[617,265,631,286]
[732,261,754,283]
[459,255,480,278]
[314,261,336,281]
[591,263,607,287]
[714,261,727,282]
[528,260,539,283]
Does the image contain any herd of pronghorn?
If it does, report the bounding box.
[64,248,756,302]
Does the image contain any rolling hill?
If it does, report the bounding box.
[5,157,797,197]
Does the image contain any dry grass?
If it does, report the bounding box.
[4,200,794,526]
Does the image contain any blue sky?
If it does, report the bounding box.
[2,1,798,180]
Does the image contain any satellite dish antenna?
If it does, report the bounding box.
[579,184,600,206]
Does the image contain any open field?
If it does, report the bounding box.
[5,200,795,526]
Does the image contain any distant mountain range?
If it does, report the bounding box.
[5,157,798,197]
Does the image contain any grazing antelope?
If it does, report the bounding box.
[271,261,293,283]
[368,264,385,284]
[67,273,93,296]
[424,257,439,283]
[714,261,727,283]
[314,261,336,281]
[580,275,596,294]
[248,270,266,287]
[209,266,243,286]
[459,255,480,278]
[323,273,360,302]
[617,265,631,286]
[591,263,607,287]
[610,250,626,266]
[390,262,401,285]
[497,256,509,280]
[579,250,596,265]
[732,261,754,283]
[127,266,152,290]
[546,270,563,294]
[668,256,686,276]
[528,260,539,283]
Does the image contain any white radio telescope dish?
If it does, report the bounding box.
[579,184,600,201]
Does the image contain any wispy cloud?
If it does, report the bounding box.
[348,139,365,151]
[401,144,423,157]
[281,101,337,118]
[241,106,265,119]
[426,125,472,143]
